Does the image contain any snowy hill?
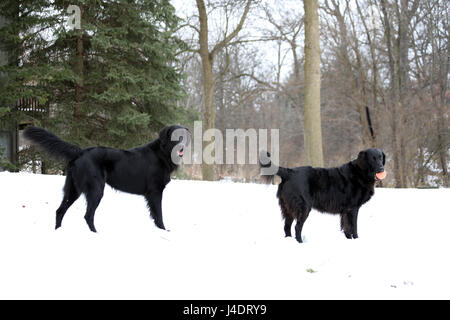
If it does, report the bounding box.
[0,172,449,299]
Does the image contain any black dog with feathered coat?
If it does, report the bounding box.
[24,125,189,232]
[260,149,386,243]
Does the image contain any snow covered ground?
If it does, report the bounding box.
[0,172,449,299]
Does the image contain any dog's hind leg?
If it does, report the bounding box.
[55,174,80,229]
[145,191,165,230]
[279,197,293,237]
[294,211,310,243]
[293,199,311,243]
[83,183,105,233]
[284,216,294,237]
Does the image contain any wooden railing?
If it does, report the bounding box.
[15,97,47,114]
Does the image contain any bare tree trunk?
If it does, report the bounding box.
[262,5,304,165]
[397,0,409,187]
[74,6,83,119]
[324,0,375,148]
[195,0,252,180]
[303,0,323,167]
[196,0,215,181]
[380,0,404,187]
[348,9,375,148]
[360,0,381,147]
[434,62,449,187]
[432,1,449,187]
[41,160,47,174]
[415,146,425,187]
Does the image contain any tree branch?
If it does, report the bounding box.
[210,0,252,59]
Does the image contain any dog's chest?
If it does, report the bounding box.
[163,173,171,186]
[359,187,374,206]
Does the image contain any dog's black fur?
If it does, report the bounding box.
[24,125,190,232]
[260,149,385,243]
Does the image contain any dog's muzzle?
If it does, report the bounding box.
[177,146,184,157]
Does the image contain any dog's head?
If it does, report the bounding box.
[158,125,191,165]
[353,148,386,182]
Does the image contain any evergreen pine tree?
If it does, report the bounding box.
[1,0,191,153]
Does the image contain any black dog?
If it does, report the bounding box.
[260,148,386,243]
[24,125,190,232]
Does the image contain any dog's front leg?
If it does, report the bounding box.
[340,209,358,239]
[350,208,359,239]
[145,191,165,230]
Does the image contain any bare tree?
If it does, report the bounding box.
[321,0,378,149]
[195,0,252,180]
[379,0,419,187]
[303,0,323,166]
[176,0,448,187]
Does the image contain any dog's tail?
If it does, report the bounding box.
[23,126,82,162]
[259,151,291,183]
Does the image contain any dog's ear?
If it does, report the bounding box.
[354,150,368,170]
[357,150,367,160]
[158,126,172,141]
[173,126,192,146]
[382,151,386,166]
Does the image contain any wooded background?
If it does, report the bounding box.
[1,0,448,188]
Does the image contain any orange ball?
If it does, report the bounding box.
[376,171,386,180]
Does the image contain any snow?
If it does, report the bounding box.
[0,172,449,299]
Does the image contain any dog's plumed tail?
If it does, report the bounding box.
[24,127,82,161]
[259,151,291,183]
